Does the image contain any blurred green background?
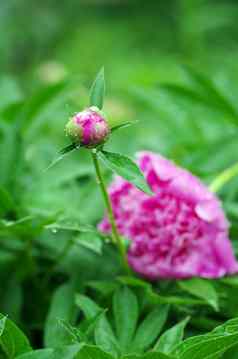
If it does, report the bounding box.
[1,0,238,85]
[2,0,238,83]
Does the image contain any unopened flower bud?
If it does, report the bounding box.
[65,106,110,148]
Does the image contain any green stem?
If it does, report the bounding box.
[209,162,238,193]
[91,149,130,274]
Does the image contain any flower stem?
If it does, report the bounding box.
[209,162,238,193]
[91,149,130,274]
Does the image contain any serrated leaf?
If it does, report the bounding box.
[154,317,190,354]
[0,313,32,358]
[131,305,169,353]
[113,286,138,352]
[99,150,152,195]
[90,68,105,110]
[178,278,219,311]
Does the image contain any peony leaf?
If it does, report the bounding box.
[75,233,103,254]
[15,348,54,359]
[94,314,119,357]
[99,150,152,195]
[122,353,175,359]
[75,295,119,356]
[178,278,219,311]
[16,344,82,359]
[58,319,85,343]
[90,68,105,110]
[44,283,78,348]
[118,276,205,306]
[76,344,114,359]
[0,314,32,357]
[45,218,96,234]
[154,317,190,354]
[173,331,238,359]
[0,316,6,337]
[113,286,139,352]
[130,305,169,353]
[75,294,101,319]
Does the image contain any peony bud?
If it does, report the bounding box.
[65,106,110,148]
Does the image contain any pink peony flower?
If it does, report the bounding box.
[99,151,238,279]
[65,106,110,148]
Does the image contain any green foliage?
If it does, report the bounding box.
[76,345,114,359]
[94,313,119,357]
[111,122,136,134]
[99,151,152,195]
[90,68,105,110]
[154,317,190,354]
[130,305,169,354]
[2,65,238,355]
[16,344,82,359]
[123,354,173,359]
[44,283,78,348]
[9,316,238,358]
[45,143,78,171]
[2,2,238,356]
[172,318,238,358]
[0,314,32,358]
[113,287,138,351]
[178,278,219,311]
